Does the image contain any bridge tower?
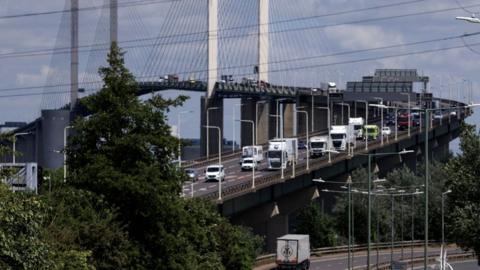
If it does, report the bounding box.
[110,0,118,44]
[70,0,79,111]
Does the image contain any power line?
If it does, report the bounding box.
[1,38,479,98]
[0,0,180,21]
[1,0,471,61]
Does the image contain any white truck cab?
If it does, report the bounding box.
[205,165,225,182]
[309,136,330,158]
[241,158,257,171]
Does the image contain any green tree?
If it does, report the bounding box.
[444,124,480,264]
[66,42,262,269]
[296,203,337,248]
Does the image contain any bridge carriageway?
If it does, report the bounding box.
[182,105,468,251]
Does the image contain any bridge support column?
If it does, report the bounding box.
[200,97,224,157]
[241,98,270,147]
[258,0,269,82]
[40,110,71,169]
[70,0,79,110]
[207,0,218,96]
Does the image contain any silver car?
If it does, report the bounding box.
[184,168,198,182]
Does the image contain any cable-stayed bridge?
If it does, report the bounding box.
[1,0,474,250]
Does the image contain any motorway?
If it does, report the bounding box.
[255,246,468,270]
[182,118,426,199]
[181,103,465,200]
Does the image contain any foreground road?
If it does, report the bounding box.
[255,246,465,270]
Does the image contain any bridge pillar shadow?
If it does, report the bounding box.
[200,97,224,157]
[240,98,270,147]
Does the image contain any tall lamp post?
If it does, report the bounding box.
[337,103,351,156]
[373,97,384,145]
[441,189,452,248]
[311,88,317,132]
[315,106,332,162]
[237,119,256,188]
[63,126,73,182]
[204,125,222,200]
[296,109,309,170]
[358,149,414,269]
[177,110,193,167]
[400,93,411,137]
[355,100,368,150]
[12,132,31,164]
[206,106,219,159]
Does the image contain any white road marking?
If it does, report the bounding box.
[208,184,216,188]
[199,188,207,191]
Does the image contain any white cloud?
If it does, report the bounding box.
[15,65,53,87]
[325,24,404,50]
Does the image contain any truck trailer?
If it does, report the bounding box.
[276,234,310,269]
[267,138,298,170]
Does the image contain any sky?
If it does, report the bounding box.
[0,0,479,153]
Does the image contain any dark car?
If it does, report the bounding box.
[184,168,198,182]
[298,141,307,150]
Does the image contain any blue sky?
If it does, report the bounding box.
[0,0,479,152]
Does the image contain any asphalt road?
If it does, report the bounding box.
[182,110,458,199]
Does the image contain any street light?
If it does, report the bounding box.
[12,132,31,164]
[337,103,352,156]
[400,93,411,137]
[373,97,384,145]
[177,110,193,167]
[355,100,369,151]
[63,126,73,182]
[232,103,244,153]
[206,106,219,159]
[296,109,309,170]
[236,119,256,189]
[311,88,318,132]
[358,149,414,269]
[442,189,452,248]
[255,100,268,145]
[315,106,332,162]
[203,125,222,201]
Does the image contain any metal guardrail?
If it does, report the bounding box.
[198,111,468,202]
[254,241,434,267]
[370,251,475,270]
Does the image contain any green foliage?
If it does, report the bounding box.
[444,124,480,261]
[296,203,337,248]
[0,184,53,269]
[62,42,262,269]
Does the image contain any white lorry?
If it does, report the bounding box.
[267,138,298,170]
[330,125,355,151]
[348,117,364,139]
[241,145,264,163]
[276,234,310,270]
[309,135,330,158]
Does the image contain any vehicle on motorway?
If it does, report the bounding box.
[381,126,391,137]
[309,136,330,158]
[241,158,257,171]
[167,74,179,83]
[220,74,234,83]
[267,138,298,170]
[188,76,196,84]
[385,113,396,126]
[298,140,307,150]
[276,234,310,270]
[398,113,418,130]
[450,111,457,117]
[327,82,337,92]
[330,125,354,151]
[242,145,264,163]
[184,168,198,182]
[433,111,443,120]
[363,125,379,140]
[348,117,364,139]
[204,165,225,182]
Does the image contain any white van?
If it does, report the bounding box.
[205,165,225,182]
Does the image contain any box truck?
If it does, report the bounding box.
[348,117,364,139]
[276,234,310,269]
[267,138,298,170]
[241,145,264,163]
[309,135,330,158]
[330,125,354,151]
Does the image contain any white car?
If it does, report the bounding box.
[241,158,258,171]
[205,165,225,182]
[381,126,391,136]
[433,112,443,119]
